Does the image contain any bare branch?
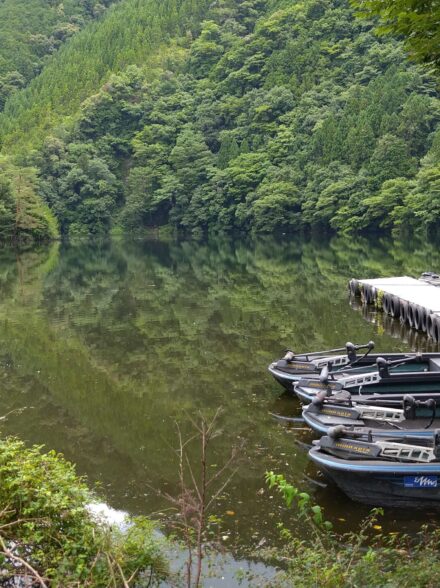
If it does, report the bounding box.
[185,453,202,503]
[206,444,242,489]
[206,467,240,511]
[0,535,49,588]
[113,556,130,588]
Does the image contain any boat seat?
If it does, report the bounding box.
[429,358,440,372]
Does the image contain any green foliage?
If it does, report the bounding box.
[266,472,333,531]
[0,436,168,586]
[1,0,440,238]
[0,0,212,152]
[35,0,440,236]
[0,160,58,243]
[38,141,121,237]
[0,0,118,112]
[351,0,440,72]
[0,176,16,240]
[264,473,440,588]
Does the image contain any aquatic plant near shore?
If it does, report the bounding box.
[263,473,440,587]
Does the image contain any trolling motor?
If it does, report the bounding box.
[377,357,390,378]
[281,350,296,362]
[345,340,375,364]
[320,364,330,383]
[281,341,375,364]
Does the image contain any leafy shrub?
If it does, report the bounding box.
[0,437,168,586]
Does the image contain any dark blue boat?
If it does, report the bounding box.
[268,341,379,390]
[269,342,440,393]
[294,356,440,405]
[309,427,440,507]
[303,394,440,439]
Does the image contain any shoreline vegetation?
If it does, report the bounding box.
[263,473,440,587]
[0,0,440,244]
[0,435,168,587]
[5,432,440,587]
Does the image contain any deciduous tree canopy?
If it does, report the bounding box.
[351,1,440,72]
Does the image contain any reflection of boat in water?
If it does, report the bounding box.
[294,355,440,405]
[309,426,440,508]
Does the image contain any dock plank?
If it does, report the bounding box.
[358,278,440,312]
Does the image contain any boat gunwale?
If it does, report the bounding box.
[309,447,440,473]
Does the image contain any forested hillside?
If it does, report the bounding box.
[1,0,440,240]
[0,0,119,112]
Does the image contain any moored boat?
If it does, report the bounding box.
[269,342,440,393]
[294,355,440,404]
[309,426,440,508]
[303,393,440,438]
[268,341,376,390]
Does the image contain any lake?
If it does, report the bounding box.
[1,233,439,577]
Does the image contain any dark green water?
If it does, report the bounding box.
[1,234,440,564]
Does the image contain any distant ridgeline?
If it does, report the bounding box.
[0,0,439,241]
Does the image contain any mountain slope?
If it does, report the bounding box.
[1,0,440,240]
[0,0,119,111]
[35,0,440,236]
[0,0,212,153]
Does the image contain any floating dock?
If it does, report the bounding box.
[349,274,440,341]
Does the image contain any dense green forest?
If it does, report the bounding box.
[0,0,119,112]
[0,0,439,240]
[351,1,440,71]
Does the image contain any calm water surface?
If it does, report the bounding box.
[1,234,440,574]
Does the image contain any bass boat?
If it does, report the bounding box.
[268,341,376,390]
[303,394,440,439]
[294,355,440,405]
[309,426,440,508]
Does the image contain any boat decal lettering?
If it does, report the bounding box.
[288,362,315,370]
[321,408,355,418]
[404,476,438,488]
[304,380,338,390]
[334,441,372,454]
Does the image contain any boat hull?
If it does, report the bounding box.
[309,448,440,508]
[268,353,417,392]
[268,353,440,392]
[268,363,305,390]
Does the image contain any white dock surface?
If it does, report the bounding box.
[359,276,440,313]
